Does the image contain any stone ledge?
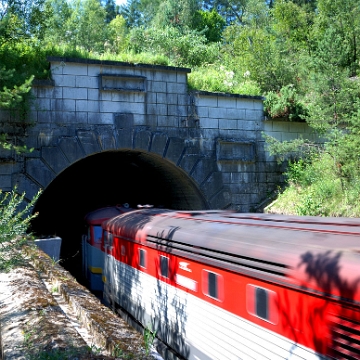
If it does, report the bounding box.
[47,57,191,74]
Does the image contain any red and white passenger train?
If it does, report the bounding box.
[82,206,360,360]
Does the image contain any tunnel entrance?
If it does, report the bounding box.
[31,149,208,278]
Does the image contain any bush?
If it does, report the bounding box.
[264,84,308,121]
[0,188,40,271]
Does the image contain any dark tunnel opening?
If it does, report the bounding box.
[31,149,208,280]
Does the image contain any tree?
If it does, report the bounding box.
[43,0,72,46]
[108,14,128,52]
[193,9,226,42]
[103,0,118,23]
[66,0,108,52]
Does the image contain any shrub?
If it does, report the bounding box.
[0,188,40,271]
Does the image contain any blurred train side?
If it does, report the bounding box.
[82,208,360,360]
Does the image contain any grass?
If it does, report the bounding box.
[265,154,360,217]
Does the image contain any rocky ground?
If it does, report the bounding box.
[0,245,161,360]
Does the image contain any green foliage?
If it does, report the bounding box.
[264,85,308,121]
[143,325,156,355]
[188,65,261,95]
[128,25,219,66]
[266,153,360,217]
[263,134,319,163]
[193,9,226,42]
[0,188,41,271]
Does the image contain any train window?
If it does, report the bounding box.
[104,231,113,247]
[256,287,268,320]
[139,249,146,268]
[202,270,223,301]
[160,256,169,278]
[93,226,102,244]
[246,284,278,324]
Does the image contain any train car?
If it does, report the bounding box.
[82,205,132,291]
[95,209,360,360]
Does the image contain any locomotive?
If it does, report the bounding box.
[82,206,360,360]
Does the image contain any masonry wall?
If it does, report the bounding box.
[0,57,316,211]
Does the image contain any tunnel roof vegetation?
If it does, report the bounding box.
[1,0,360,216]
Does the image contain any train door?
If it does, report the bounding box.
[103,231,115,308]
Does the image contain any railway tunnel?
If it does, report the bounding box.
[31,149,209,278]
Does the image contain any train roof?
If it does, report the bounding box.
[103,209,360,304]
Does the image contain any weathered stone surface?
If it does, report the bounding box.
[150,132,168,156]
[41,147,70,174]
[0,58,319,212]
[134,130,152,151]
[77,130,101,155]
[95,126,116,151]
[164,137,185,165]
[59,137,86,164]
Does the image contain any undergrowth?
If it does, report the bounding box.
[265,154,360,217]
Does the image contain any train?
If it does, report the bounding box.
[81,205,360,360]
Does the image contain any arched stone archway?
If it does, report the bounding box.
[25,128,229,275]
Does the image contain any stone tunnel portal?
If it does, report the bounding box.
[31,149,209,277]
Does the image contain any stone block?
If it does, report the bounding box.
[51,99,75,112]
[218,119,237,130]
[147,103,167,116]
[88,89,99,101]
[178,154,199,174]
[158,115,178,127]
[55,75,76,87]
[95,126,116,151]
[165,137,185,165]
[150,132,168,156]
[37,110,53,123]
[116,128,134,149]
[225,108,243,120]
[147,81,166,93]
[62,63,88,76]
[153,71,175,82]
[36,88,53,99]
[146,93,156,104]
[176,72,188,84]
[77,130,101,155]
[76,75,98,89]
[120,102,145,115]
[246,109,264,121]
[177,94,189,106]
[63,87,87,100]
[41,146,70,174]
[197,106,209,118]
[35,237,62,261]
[100,100,122,113]
[200,118,219,129]
[133,114,146,125]
[12,174,40,201]
[217,140,256,163]
[26,158,55,187]
[200,171,224,199]
[114,113,134,129]
[196,95,217,107]
[190,157,216,185]
[134,130,151,151]
[50,62,65,75]
[236,98,255,110]
[209,187,232,210]
[0,175,11,190]
[167,82,187,94]
[59,137,86,164]
[76,100,99,113]
[166,93,177,105]
[218,96,237,109]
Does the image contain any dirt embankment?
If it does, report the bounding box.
[0,246,158,360]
